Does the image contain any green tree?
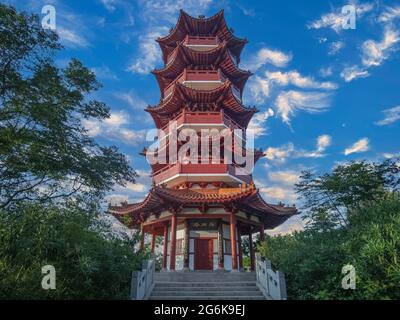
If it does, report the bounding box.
[0,4,136,209]
[0,201,147,299]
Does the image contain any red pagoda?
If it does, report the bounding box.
[109,10,296,272]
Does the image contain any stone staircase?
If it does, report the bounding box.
[149,271,267,300]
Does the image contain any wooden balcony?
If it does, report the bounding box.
[160,111,245,135]
[183,35,219,51]
[152,161,252,186]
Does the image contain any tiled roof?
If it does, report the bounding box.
[156,10,247,64]
[108,185,297,228]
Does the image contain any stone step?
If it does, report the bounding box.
[154,273,256,282]
[149,296,265,300]
[154,281,257,287]
[153,285,258,291]
[151,290,263,297]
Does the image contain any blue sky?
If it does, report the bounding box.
[5,0,400,234]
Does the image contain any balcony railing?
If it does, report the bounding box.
[152,161,252,185]
[160,110,245,135]
[163,69,227,100]
[183,35,219,51]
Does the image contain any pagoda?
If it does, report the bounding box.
[109,10,297,272]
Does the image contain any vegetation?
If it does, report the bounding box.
[0,4,145,299]
[259,160,400,299]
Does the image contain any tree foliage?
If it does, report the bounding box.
[0,201,147,299]
[259,159,400,300]
[0,4,137,209]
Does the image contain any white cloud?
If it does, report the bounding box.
[375,106,400,126]
[275,90,331,125]
[268,170,300,186]
[317,134,332,152]
[247,76,270,104]
[319,67,333,77]
[264,143,295,163]
[127,28,166,74]
[295,134,332,158]
[328,41,345,55]
[260,187,297,203]
[361,27,400,67]
[99,0,117,11]
[378,6,400,23]
[344,138,370,155]
[57,27,89,48]
[307,2,374,33]
[266,70,337,90]
[340,65,369,82]
[247,108,274,137]
[82,111,146,146]
[243,47,292,71]
[91,65,119,80]
[341,27,400,82]
[117,92,147,110]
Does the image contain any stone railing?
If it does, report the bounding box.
[255,253,287,300]
[130,258,155,300]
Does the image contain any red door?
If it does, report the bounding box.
[194,239,213,270]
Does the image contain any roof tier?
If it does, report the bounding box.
[157,10,247,64]
[146,82,257,128]
[109,185,297,229]
[153,42,252,94]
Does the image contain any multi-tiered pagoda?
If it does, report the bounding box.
[109,10,296,272]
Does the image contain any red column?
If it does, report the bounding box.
[150,232,156,254]
[230,213,238,271]
[218,221,224,270]
[237,226,243,271]
[183,220,189,270]
[249,230,255,271]
[162,223,168,270]
[169,214,177,270]
[259,225,265,241]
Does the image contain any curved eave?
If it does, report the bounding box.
[157,9,247,64]
[153,43,252,94]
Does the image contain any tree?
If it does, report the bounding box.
[0,4,136,209]
[0,201,147,299]
[295,160,399,229]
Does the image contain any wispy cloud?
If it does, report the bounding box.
[268,170,300,186]
[378,6,400,23]
[340,65,369,82]
[57,27,89,48]
[341,27,400,82]
[99,0,117,12]
[243,47,292,71]
[247,108,274,137]
[344,138,370,155]
[264,143,295,164]
[328,41,345,55]
[266,70,337,90]
[275,90,332,125]
[375,106,400,126]
[82,110,147,146]
[307,2,374,33]
[296,134,332,158]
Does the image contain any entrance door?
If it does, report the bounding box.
[194,239,213,270]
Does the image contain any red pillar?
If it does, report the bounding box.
[150,232,156,254]
[230,213,238,271]
[218,221,224,270]
[237,226,243,271]
[259,225,265,241]
[162,223,168,270]
[249,229,255,271]
[169,214,177,270]
[183,220,189,270]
